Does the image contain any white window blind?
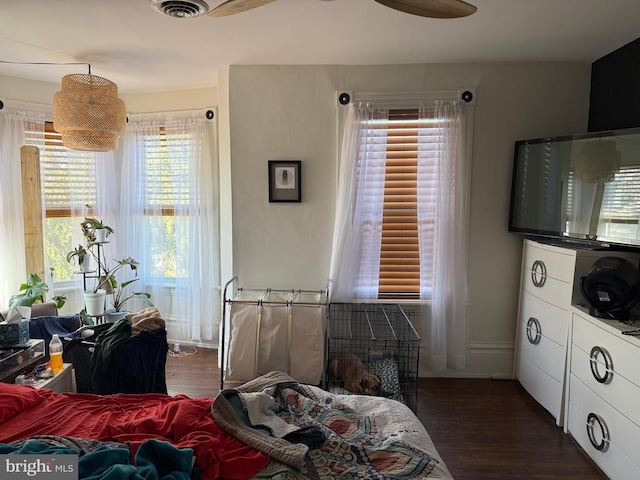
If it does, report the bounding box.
[378,109,438,300]
[601,166,640,222]
[26,123,96,218]
[144,128,197,214]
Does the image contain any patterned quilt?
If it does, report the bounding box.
[212,371,453,480]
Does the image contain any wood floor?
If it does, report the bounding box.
[165,347,607,480]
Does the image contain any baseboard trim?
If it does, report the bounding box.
[419,341,515,379]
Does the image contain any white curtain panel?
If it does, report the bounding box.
[328,99,471,373]
[65,149,118,299]
[0,110,44,308]
[328,104,389,301]
[121,117,220,345]
[418,102,470,372]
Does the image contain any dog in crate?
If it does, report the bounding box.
[328,352,381,396]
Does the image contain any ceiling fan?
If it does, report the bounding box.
[208,0,477,19]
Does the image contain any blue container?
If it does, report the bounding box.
[0,320,30,346]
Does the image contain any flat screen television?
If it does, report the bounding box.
[508,127,640,249]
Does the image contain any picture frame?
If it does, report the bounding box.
[268,160,301,202]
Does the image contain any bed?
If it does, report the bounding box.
[0,372,454,480]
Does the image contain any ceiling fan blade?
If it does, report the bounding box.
[374,0,477,19]
[208,0,277,17]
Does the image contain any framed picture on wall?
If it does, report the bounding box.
[268,160,301,202]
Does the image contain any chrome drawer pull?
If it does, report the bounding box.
[589,346,614,384]
[531,260,547,287]
[526,317,542,345]
[586,412,610,452]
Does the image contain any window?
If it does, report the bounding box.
[378,109,421,299]
[600,166,640,236]
[370,109,441,300]
[140,125,201,279]
[330,98,468,305]
[26,122,97,282]
[121,115,219,344]
[567,165,640,239]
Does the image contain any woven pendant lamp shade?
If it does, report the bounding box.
[53,74,127,152]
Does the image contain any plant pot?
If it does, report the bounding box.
[78,255,91,273]
[105,309,128,323]
[94,228,107,243]
[97,275,113,294]
[83,289,106,316]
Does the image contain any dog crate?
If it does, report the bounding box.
[327,303,420,412]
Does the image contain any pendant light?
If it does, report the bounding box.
[53,66,126,152]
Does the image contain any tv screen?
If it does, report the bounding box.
[508,128,640,248]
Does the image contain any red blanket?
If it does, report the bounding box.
[0,382,268,480]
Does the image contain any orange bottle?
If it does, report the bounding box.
[49,334,63,373]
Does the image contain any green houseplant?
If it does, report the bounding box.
[9,273,66,309]
[84,253,152,319]
[106,276,153,322]
[81,217,114,243]
[66,244,90,272]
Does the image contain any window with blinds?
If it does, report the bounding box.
[568,165,640,238]
[39,123,97,218]
[142,127,198,279]
[25,122,97,281]
[378,109,437,300]
[144,128,195,216]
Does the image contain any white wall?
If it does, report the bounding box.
[225,63,592,377]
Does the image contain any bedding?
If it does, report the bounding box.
[0,383,269,479]
[213,371,454,480]
[0,372,453,480]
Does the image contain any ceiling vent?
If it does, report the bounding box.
[150,0,210,18]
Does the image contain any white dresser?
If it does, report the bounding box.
[515,239,640,479]
[568,310,640,480]
[515,240,576,425]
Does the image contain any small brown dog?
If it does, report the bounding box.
[328,352,381,396]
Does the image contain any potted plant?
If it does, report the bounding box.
[66,244,90,272]
[83,255,146,318]
[105,276,153,322]
[81,217,114,243]
[9,273,67,309]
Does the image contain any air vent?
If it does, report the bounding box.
[150,0,210,18]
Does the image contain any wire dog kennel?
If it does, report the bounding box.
[327,303,420,412]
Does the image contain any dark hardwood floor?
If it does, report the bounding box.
[165,347,607,480]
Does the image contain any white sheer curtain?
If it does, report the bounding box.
[121,116,220,345]
[0,109,44,308]
[328,104,389,301]
[64,149,119,304]
[418,101,470,372]
[328,98,471,373]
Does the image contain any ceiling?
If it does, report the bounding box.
[1,0,639,94]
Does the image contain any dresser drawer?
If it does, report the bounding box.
[523,241,576,284]
[519,290,570,346]
[572,314,640,399]
[517,314,567,383]
[516,353,563,422]
[522,270,572,308]
[568,374,640,480]
[571,343,640,429]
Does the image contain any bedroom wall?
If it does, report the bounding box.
[223,63,592,377]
